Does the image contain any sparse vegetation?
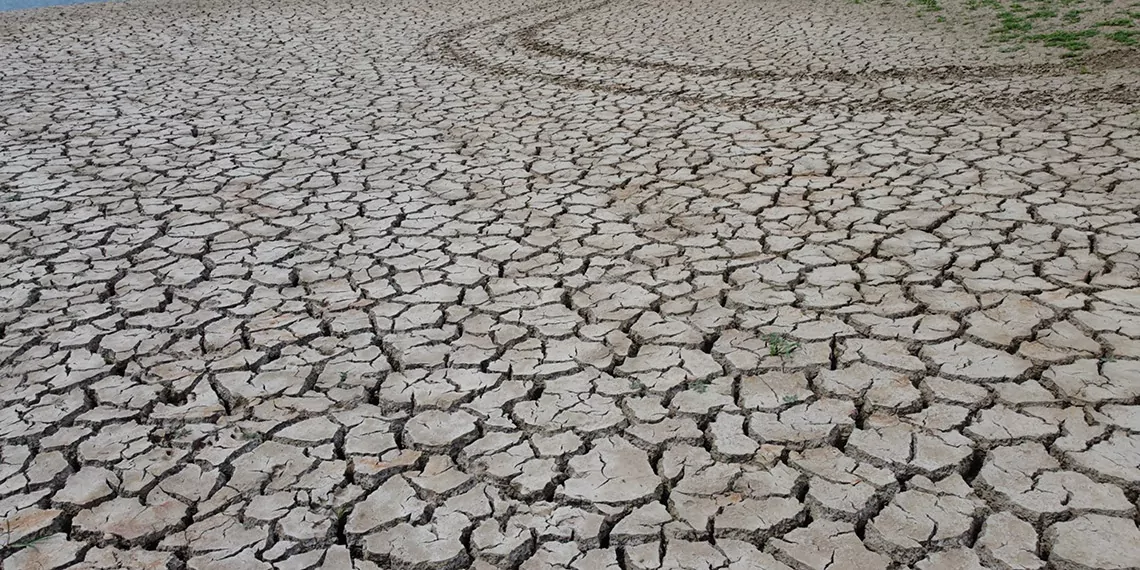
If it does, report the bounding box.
[950,0,1138,57]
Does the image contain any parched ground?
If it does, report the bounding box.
[2,0,1140,568]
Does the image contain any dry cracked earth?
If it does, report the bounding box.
[2,0,1140,568]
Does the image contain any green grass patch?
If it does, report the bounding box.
[1027,8,1059,17]
[1063,9,1083,22]
[1106,29,1139,42]
[1030,28,1099,42]
[1028,28,1099,53]
[997,11,1034,31]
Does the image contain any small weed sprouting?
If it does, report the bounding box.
[1063,9,1083,23]
[692,380,710,393]
[629,379,646,391]
[5,536,49,550]
[1106,29,1139,43]
[766,333,800,357]
[911,0,942,11]
[2,517,50,551]
[1026,9,1057,18]
[782,394,800,405]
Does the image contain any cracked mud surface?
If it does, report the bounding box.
[2,0,1140,568]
